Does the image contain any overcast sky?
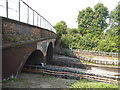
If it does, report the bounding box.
[1,0,119,28]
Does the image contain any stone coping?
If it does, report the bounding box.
[78,56,120,65]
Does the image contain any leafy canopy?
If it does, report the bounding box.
[54,2,119,52]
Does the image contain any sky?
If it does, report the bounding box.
[23,0,119,28]
[0,0,119,28]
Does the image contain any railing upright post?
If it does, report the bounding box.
[44,20,46,28]
[3,0,56,33]
[37,14,38,26]
[33,10,34,25]
[40,15,41,27]
[6,0,8,18]
[43,19,44,28]
[19,0,20,21]
[44,19,46,28]
[27,7,29,23]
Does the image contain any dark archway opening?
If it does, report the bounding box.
[46,42,53,64]
[25,50,44,65]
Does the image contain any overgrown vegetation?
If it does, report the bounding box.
[54,3,119,53]
[69,79,118,88]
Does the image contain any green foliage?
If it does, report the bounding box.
[110,4,120,24]
[77,3,109,36]
[70,81,118,88]
[54,3,119,53]
[69,79,118,89]
[94,34,118,52]
[54,21,67,38]
[94,4,120,53]
[77,7,94,36]
[61,34,74,48]
[94,3,109,29]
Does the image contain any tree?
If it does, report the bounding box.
[76,3,109,51]
[67,28,79,34]
[109,3,120,35]
[77,7,94,36]
[102,3,120,52]
[54,3,118,52]
[61,34,74,48]
[77,3,109,36]
[94,3,119,52]
[110,3,120,25]
[93,3,109,35]
[54,21,67,38]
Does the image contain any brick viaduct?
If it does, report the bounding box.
[1,17,57,79]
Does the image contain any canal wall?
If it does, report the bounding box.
[54,48,120,65]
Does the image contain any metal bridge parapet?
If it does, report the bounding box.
[0,0,56,33]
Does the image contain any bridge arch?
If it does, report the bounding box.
[25,50,44,65]
[46,42,53,64]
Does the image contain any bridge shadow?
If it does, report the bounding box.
[22,42,54,69]
[22,41,88,73]
[46,42,53,64]
[24,50,44,66]
[48,46,88,69]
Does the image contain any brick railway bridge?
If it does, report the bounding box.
[1,0,57,79]
[1,1,119,84]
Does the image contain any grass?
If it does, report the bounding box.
[66,79,96,86]
[2,78,25,83]
[69,79,118,89]
[88,56,94,58]
[39,75,59,79]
